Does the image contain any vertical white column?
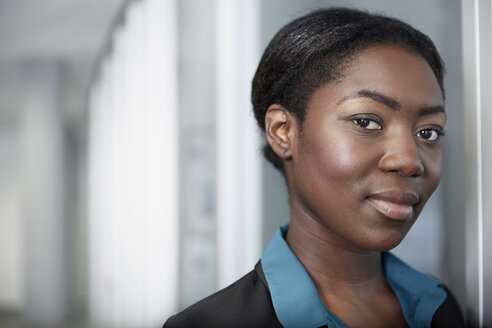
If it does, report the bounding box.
[142,0,179,322]
[88,0,178,326]
[18,61,66,327]
[215,0,262,288]
[462,0,492,326]
[479,0,492,325]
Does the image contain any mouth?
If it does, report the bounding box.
[367,190,419,221]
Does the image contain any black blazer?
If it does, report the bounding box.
[163,261,464,328]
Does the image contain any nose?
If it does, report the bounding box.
[378,133,424,177]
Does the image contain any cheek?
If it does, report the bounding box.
[422,150,443,194]
[301,131,370,183]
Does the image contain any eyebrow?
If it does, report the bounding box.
[416,105,446,117]
[337,89,446,115]
[338,90,401,110]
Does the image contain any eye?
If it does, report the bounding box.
[417,128,442,141]
[353,118,382,130]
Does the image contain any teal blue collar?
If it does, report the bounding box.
[260,224,447,328]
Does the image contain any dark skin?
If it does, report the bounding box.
[265,45,446,327]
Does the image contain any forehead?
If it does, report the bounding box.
[325,45,444,107]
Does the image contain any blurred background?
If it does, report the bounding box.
[0,0,490,327]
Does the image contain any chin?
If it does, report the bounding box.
[369,239,405,252]
[358,230,410,252]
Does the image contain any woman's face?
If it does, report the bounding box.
[287,45,446,251]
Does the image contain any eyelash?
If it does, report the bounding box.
[416,128,445,142]
[352,118,445,142]
[353,118,382,130]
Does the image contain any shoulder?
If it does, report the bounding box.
[431,284,465,327]
[163,262,281,328]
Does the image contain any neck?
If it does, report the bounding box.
[286,203,388,300]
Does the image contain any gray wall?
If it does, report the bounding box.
[177,0,217,309]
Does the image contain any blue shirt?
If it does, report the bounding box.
[260,225,447,328]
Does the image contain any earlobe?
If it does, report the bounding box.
[264,104,296,159]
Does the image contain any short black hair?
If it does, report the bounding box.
[251,7,445,172]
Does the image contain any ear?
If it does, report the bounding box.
[265,104,298,159]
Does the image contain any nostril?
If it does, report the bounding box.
[379,153,424,177]
[378,135,424,177]
[397,161,424,177]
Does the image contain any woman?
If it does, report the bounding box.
[164,8,464,328]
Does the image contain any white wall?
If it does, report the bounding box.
[462,0,492,325]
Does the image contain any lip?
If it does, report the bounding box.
[367,190,419,221]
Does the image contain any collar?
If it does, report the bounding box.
[260,224,446,328]
[383,252,447,326]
